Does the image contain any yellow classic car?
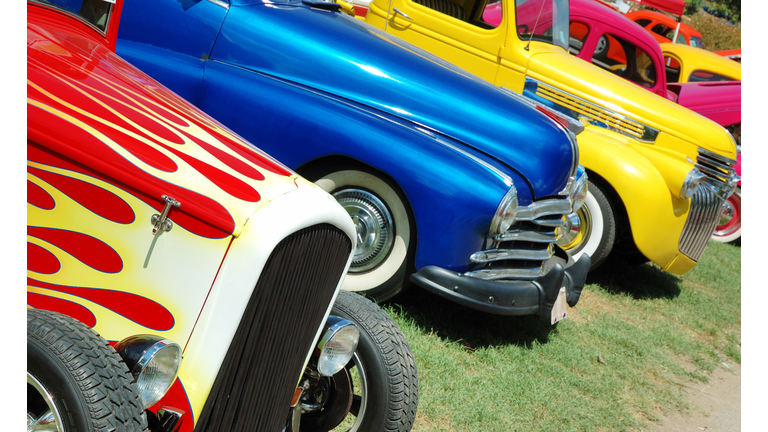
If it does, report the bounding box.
[363,0,738,274]
[661,42,742,83]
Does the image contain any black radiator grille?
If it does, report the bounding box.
[195,223,351,432]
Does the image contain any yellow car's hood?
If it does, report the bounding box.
[525,50,737,158]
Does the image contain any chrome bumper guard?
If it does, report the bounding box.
[410,246,590,320]
[680,148,739,261]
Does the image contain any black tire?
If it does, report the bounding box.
[328,291,418,432]
[27,309,148,432]
[557,180,616,270]
[307,166,414,302]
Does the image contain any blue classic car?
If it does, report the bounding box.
[116,0,590,321]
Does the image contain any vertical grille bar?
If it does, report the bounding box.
[195,224,351,432]
[679,187,722,261]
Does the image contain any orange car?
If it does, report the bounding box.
[625,9,703,47]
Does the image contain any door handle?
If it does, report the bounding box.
[392,8,412,20]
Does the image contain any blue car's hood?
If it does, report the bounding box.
[212,1,575,198]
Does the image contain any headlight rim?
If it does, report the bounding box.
[490,185,519,236]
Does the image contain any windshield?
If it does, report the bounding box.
[515,0,569,51]
[30,0,114,32]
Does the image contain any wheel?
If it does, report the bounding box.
[311,168,413,302]
[712,187,741,243]
[27,309,148,432]
[306,290,418,432]
[556,180,616,270]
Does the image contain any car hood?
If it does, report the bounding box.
[27,10,299,239]
[211,2,576,199]
[526,50,737,158]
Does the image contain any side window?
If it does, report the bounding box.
[592,33,657,88]
[663,55,681,82]
[674,33,686,44]
[635,18,652,27]
[689,70,734,82]
[413,0,498,29]
[650,23,671,37]
[568,21,589,55]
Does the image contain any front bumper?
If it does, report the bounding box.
[410,246,590,321]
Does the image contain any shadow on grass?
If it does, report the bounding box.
[586,259,682,300]
[381,285,558,351]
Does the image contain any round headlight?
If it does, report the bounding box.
[680,169,705,200]
[490,185,518,236]
[570,166,588,212]
[317,316,359,377]
[114,335,182,409]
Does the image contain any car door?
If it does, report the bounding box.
[367,0,504,82]
[116,0,229,105]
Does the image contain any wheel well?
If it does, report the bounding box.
[584,169,637,253]
[296,155,419,275]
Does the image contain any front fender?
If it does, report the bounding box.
[578,127,692,273]
[200,60,527,273]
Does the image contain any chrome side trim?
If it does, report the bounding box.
[679,186,723,261]
[470,245,554,263]
[696,147,738,200]
[523,77,660,144]
[465,267,545,280]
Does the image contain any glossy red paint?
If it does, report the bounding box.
[28,226,123,273]
[27,292,97,328]
[27,180,55,210]
[625,10,702,46]
[28,166,136,224]
[27,242,62,274]
[623,0,684,16]
[149,379,195,432]
[28,277,175,331]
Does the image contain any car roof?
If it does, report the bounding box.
[661,42,742,80]
[625,10,702,38]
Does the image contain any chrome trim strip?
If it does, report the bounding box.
[469,245,553,263]
[495,228,562,242]
[515,199,572,221]
[699,147,737,166]
[206,0,230,9]
[524,77,660,144]
[465,267,544,280]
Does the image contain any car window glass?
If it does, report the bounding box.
[30,0,113,32]
[413,0,501,29]
[568,21,589,55]
[592,32,656,88]
[690,36,703,48]
[689,70,734,82]
[663,55,681,82]
[651,23,671,37]
[675,33,686,44]
[635,18,651,27]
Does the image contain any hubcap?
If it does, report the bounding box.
[334,189,394,273]
[27,372,64,432]
[557,206,592,254]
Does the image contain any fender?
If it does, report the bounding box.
[200,59,527,272]
[577,127,692,273]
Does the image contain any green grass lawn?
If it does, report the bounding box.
[383,241,741,431]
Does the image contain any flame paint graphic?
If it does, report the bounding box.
[28,292,97,328]
[28,278,174,331]
[28,226,123,273]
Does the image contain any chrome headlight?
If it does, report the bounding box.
[490,185,518,236]
[317,316,359,377]
[570,166,588,212]
[680,169,705,200]
[114,335,182,409]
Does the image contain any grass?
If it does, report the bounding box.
[381,241,741,431]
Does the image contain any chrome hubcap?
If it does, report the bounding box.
[27,372,65,432]
[334,189,394,273]
[556,206,592,255]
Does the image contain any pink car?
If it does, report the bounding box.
[484,0,741,243]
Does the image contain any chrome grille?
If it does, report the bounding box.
[466,198,569,280]
[695,148,738,199]
[679,148,738,261]
[679,187,723,261]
